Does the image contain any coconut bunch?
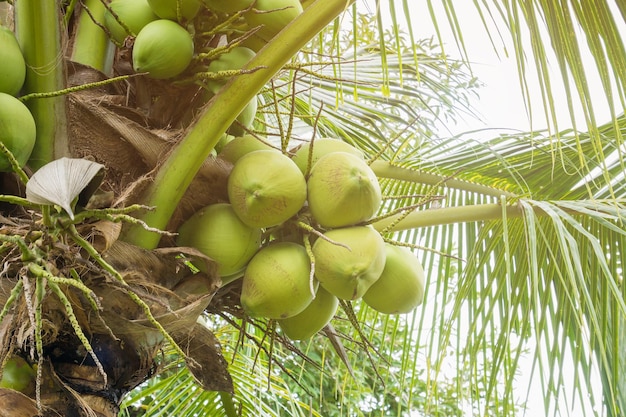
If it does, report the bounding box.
[176,136,427,341]
[97,0,304,137]
[102,0,302,80]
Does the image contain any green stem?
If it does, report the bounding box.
[371,203,525,233]
[219,391,238,417]
[370,160,517,199]
[70,0,115,73]
[123,0,357,249]
[15,0,68,169]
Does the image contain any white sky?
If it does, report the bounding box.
[401,1,622,136]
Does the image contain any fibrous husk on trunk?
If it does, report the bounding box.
[66,62,232,234]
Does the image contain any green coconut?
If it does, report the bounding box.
[203,0,253,13]
[146,0,202,21]
[312,226,386,300]
[104,0,158,44]
[307,151,382,228]
[277,286,338,340]
[176,203,262,278]
[206,46,256,92]
[132,19,194,79]
[244,0,303,39]
[0,26,26,96]
[227,150,307,228]
[362,244,426,314]
[227,95,258,136]
[291,138,365,174]
[241,242,316,319]
[0,93,36,172]
[0,356,36,394]
[218,134,275,164]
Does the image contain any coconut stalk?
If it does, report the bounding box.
[70,0,115,74]
[123,0,359,250]
[371,203,525,233]
[14,0,68,170]
[370,160,517,199]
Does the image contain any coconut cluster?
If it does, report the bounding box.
[102,0,302,136]
[96,0,427,340]
[103,0,302,78]
[0,25,36,172]
[177,137,427,340]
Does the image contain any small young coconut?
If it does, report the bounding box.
[205,46,256,92]
[312,226,386,300]
[146,0,202,21]
[203,0,253,13]
[104,0,158,44]
[227,95,258,136]
[0,26,26,96]
[362,244,426,314]
[291,138,364,174]
[241,242,316,319]
[218,134,274,165]
[228,150,307,228]
[277,286,338,340]
[0,356,36,394]
[244,0,303,39]
[132,19,194,79]
[307,151,382,229]
[176,203,262,277]
[0,93,36,172]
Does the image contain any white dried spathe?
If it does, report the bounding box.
[26,157,105,219]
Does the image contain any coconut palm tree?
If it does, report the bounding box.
[0,1,624,416]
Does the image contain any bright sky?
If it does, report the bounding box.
[403,1,622,136]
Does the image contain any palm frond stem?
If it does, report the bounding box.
[371,160,517,198]
[14,1,68,168]
[70,0,114,73]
